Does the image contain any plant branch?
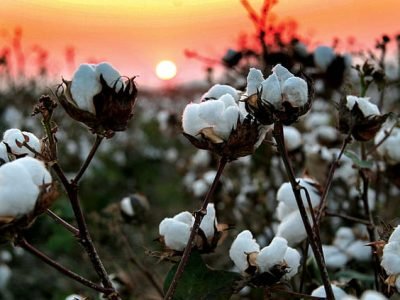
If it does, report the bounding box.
[325,210,371,226]
[16,238,113,294]
[164,156,228,300]
[73,135,103,184]
[46,209,79,235]
[273,122,334,300]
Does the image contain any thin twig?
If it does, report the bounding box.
[46,209,79,235]
[73,135,103,184]
[164,156,228,300]
[16,238,113,294]
[325,210,371,226]
[273,122,334,300]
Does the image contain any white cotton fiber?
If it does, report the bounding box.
[282,76,308,107]
[229,230,260,272]
[246,68,264,96]
[256,237,288,272]
[260,73,282,108]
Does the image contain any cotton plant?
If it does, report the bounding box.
[381,225,400,292]
[339,95,389,141]
[159,204,221,252]
[56,62,138,136]
[229,230,301,286]
[274,178,321,245]
[2,129,41,158]
[243,64,312,126]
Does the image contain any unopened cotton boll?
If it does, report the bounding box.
[283,247,301,279]
[381,241,400,275]
[199,204,217,239]
[282,76,308,107]
[314,46,335,72]
[256,237,288,273]
[13,157,51,186]
[0,162,40,216]
[346,96,380,117]
[311,284,348,299]
[322,245,348,268]
[202,84,240,101]
[229,230,260,273]
[246,68,264,96]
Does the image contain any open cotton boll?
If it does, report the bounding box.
[199,204,217,239]
[381,241,400,275]
[276,202,295,221]
[311,284,348,299]
[229,230,260,273]
[283,126,302,151]
[21,131,41,155]
[314,46,335,71]
[282,77,308,107]
[322,245,348,268]
[346,96,380,117]
[276,178,321,210]
[0,162,40,216]
[246,68,264,96]
[360,290,388,300]
[202,84,240,101]
[219,93,237,108]
[182,103,210,137]
[272,64,294,87]
[70,64,101,114]
[95,62,124,91]
[214,106,240,140]
[276,210,309,245]
[388,225,400,243]
[333,227,355,250]
[3,128,33,156]
[197,99,225,125]
[192,179,208,197]
[375,128,400,164]
[283,247,301,279]
[0,142,8,163]
[120,197,134,217]
[13,157,51,186]
[256,237,288,273]
[65,294,84,300]
[159,217,192,251]
[260,73,282,108]
[346,240,371,261]
[172,211,194,226]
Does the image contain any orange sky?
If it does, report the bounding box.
[0,0,399,86]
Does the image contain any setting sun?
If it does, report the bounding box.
[155,60,177,80]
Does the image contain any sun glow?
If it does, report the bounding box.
[156,60,177,80]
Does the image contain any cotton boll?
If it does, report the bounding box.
[203,170,218,185]
[70,64,100,114]
[13,157,51,186]
[246,68,264,96]
[214,106,239,140]
[3,129,26,156]
[283,126,302,151]
[191,150,211,168]
[282,77,308,107]
[159,218,191,251]
[304,112,332,129]
[346,240,371,261]
[256,237,288,272]
[202,84,239,101]
[311,284,348,299]
[272,64,294,87]
[322,245,348,268]
[95,62,124,91]
[173,211,194,226]
[346,96,380,117]
[219,93,237,108]
[283,247,301,279]
[120,197,134,217]
[0,142,8,163]
[381,241,400,275]
[197,99,225,125]
[314,46,335,72]
[199,204,217,239]
[0,162,40,216]
[21,131,41,156]
[192,179,208,197]
[0,264,11,290]
[229,230,260,273]
[182,103,210,137]
[276,178,321,210]
[388,225,400,243]
[276,202,295,221]
[260,73,282,108]
[65,294,84,300]
[276,211,309,246]
[360,290,388,300]
[333,227,355,250]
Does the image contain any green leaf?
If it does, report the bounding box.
[163,251,242,300]
[344,150,373,169]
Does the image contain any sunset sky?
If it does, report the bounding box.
[1,0,399,86]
